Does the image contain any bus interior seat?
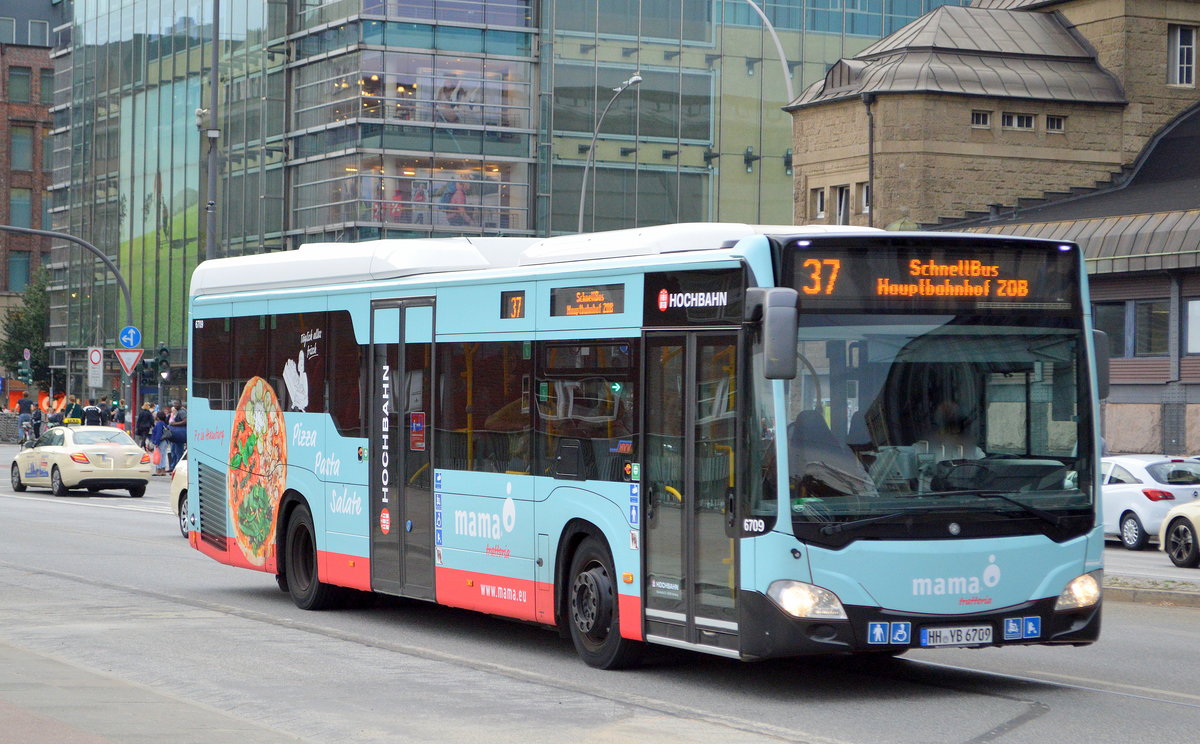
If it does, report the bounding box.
[789,410,872,496]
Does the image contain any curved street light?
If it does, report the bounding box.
[577,72,642,234]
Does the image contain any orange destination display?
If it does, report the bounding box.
[787,239,1078,312]
[550,283,625,316]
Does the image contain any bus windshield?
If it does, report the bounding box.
[784,313,1096,545]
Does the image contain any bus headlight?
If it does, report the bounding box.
[1054,570,1102,611]
[767,580,848,620]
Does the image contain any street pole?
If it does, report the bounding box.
[741,0,795,103]
[204,0,220,261]
[577,73,642,234]
[0,225,137,413]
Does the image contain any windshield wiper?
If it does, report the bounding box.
[819,507,931,536]
[925,489,1064,528]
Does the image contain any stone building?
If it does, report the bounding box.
[786,0,1200,230]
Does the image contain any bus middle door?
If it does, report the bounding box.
[370,299,435,600]
[643,331,740,657]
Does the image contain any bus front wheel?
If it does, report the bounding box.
[283,503,341,610]
[566,536,642,669]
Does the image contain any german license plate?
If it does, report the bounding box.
[920,624,992,647]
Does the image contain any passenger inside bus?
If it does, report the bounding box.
[920,399,985,462]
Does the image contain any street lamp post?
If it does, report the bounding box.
[0,225,137,412]
[577,73,642,234]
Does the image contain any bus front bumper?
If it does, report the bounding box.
[737,591,1101,660]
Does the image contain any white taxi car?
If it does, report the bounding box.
[11,425,152,498]
[171,449,188,537]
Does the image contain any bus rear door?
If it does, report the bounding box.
[369,298,435,600]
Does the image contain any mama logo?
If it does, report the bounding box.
[454,497,517,540]
[912,555,1001,598]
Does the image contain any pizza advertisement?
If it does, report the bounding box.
[227,376,288,566]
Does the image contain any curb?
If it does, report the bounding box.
[1103,585,1200,608]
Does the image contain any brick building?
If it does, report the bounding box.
[0,17,55,312]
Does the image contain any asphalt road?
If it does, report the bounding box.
[2,447,1200,743]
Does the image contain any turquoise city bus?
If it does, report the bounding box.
[185,223,1105,668]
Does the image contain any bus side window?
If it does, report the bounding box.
[436,341,532,474]
[328,310,365,438]
[536,342,638,482]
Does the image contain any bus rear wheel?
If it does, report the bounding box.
[284,503,341,610]
[566,536,642,669]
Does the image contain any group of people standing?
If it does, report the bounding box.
[15,393,126,442]
[135,401,186,476]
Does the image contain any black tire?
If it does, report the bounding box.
[284,503,341,610]
[51,466,70,497]
[566,536,642,669]
[10,463,26,492]
[1120,512,1148,550]
[128,484,145,498]
[1164,517,1200,568]
[177,491,189,537]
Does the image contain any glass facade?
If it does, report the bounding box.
[52,0,969,393]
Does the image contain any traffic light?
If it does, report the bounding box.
[16,360,33,385]
[139,360,156,387]
[157,345,170,380]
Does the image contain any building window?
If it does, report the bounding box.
[29,19,49,46]
[10,126,33,171]
[1095,299,1168,357]
[42,129,53,171]
[9,188,32,228]
[1170,25,1196,86]
[970,110,991,128]
[40,68,54,105]
[858,181,870,213]
[835,185,851,224]
[1046,115,1066,133]
[8,66,31,103]
[7,251,30,293]
[1093,303,1126,357]
[1001,112,1035,130]
[1135,300,1169,355]
[0,18,13,44]
[812,188,825,219]
[1185,299,1200,354]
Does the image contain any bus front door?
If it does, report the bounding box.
[369,299,435,600]
[643,332,740,657]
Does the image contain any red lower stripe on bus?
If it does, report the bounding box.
[318,550,372,591]
[435,566,540,622]
[619,593,644,641]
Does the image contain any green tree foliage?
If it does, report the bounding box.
[1,269,54,391]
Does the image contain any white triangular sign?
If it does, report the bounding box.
[115,348,144,376]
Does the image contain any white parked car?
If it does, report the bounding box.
[1101,455,1200,550]
[11,425,152,498]
[171,449,188,537]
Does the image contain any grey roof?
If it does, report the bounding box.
[969,0,1066,10]
[957,106,1200,273]
[965,210,1200,274]
[790,6,1124,108]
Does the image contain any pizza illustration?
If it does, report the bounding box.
[227,376,288,566]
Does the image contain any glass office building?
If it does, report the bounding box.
[50,0,967,393]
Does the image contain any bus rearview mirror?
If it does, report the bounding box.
[747,287,798,380]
